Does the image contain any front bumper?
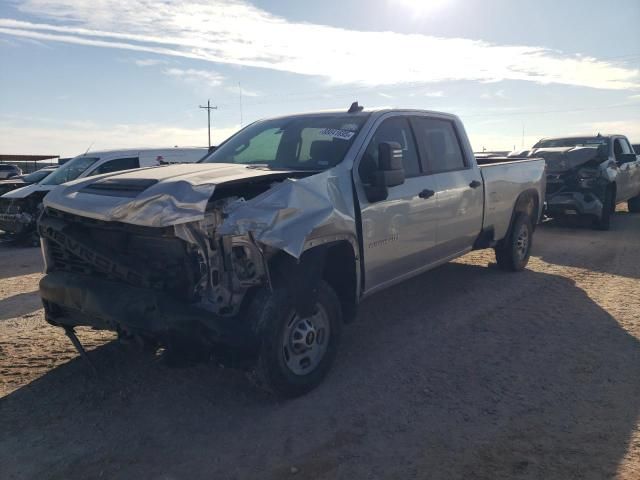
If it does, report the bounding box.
[40,271,255,348]
[545,191,603,217]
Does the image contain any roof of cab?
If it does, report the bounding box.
[73,147,208,158]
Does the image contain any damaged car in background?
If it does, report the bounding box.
[0,166,57,196]
[531,134,640,229]
[38,105,546,397]
[0,148,207,245]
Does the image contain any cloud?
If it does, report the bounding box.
[164,67,225,87]
[480,89,507,99]
[0,1,637,90]
[0,118,240,156]
[134,58,167,67]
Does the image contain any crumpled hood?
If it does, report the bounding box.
[43,163,298,227]
[531,146,602,173]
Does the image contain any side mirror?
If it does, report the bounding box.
[364,142,405,202]
[617,153,637,164]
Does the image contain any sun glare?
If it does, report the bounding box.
[393,0,453,16]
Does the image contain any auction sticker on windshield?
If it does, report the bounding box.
[319,128,355,140]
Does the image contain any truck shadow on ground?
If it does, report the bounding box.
[0,245,42,280]
[1,261,639,480]
[0,290,41,321]
[536,211,640,280]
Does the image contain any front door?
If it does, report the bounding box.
[356,115,440,293]
[613,137,637,201]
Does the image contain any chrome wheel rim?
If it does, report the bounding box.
[515,224,529,259]
[282,305,330,376]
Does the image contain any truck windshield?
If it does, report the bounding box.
[23,169,54,183]
[202,115,367,170]
[40,157,99,186]
[533,137,610,149]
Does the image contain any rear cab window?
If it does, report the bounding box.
[411,117,467,173]
[90,157,140,176]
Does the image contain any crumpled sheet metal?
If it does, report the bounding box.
[534,147,599,173]
[44,178,217,227]
[43,163,283,227]
[108,181,217,227]
[219,173,355,259]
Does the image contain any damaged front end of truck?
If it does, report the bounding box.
[533,146,611,218]
[38,164,359,357]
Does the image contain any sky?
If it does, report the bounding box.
[0,0,639,157]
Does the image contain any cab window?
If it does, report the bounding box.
[359,117,421,183]
[91,157,140,175]
[614,138,632,156]
[412,117,466,173]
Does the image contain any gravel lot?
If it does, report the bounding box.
[1,209,639,480]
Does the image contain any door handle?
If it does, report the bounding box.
[418,189,435,199]
[469,180,482,189]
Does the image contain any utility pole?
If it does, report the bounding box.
[199,99,217,149]
[239,82,243,127]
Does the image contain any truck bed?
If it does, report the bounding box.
[475,155,533,165]
[478,157,547,240]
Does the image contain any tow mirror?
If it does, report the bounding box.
[364,142,405,202]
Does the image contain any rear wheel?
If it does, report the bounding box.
[252,281,342,398]
[494,213,533,272]
[628,194,640,213]
[593,187,615,230]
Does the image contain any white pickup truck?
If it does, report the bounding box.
[38,106,546,397]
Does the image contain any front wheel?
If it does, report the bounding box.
[593,187,615,230]
[251,281,342,398]
[494,213,533,272]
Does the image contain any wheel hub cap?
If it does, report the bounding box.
[516,225,529,259]
[282,306,330,376]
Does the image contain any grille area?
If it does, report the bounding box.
[43,208,201,300]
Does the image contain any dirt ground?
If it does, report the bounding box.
[1,208,639,480]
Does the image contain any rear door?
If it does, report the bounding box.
[411,116,484,258]
[356,114,440,293]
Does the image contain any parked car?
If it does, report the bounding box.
[0,147,208,244]
[0,166,58,196]
[38,106,546,397]
[530,135,640,229]
[0,164,22,179]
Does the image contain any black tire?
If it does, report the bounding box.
[251,280,342,398]
[628,194,640,213]
[494,213,533,272]
[593,187,615,230]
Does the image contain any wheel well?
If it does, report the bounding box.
[266,242,358,323]
[507,190,539,239]
[514,190,539,219]
[322,242,358,323]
